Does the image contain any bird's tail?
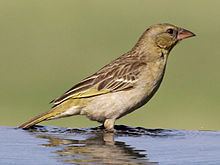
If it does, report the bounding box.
[18,109,60,129]
[19,99,81,129]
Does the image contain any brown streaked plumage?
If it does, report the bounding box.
[51,59,146,106]
[19,23,195,131]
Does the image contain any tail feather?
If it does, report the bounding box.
[19,99,81,129]
[18,110,57,129]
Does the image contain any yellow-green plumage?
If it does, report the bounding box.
[19,23,195,131]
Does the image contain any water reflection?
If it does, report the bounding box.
[36,130,158,165]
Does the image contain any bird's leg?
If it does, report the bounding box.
[104,119,116,133]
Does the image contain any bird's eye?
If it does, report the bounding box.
[166,28,174,35]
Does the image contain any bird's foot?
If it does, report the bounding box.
[103,119,116,133]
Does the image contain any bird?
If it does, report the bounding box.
[19,23,195,132]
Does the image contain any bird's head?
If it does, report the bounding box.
[136,23,195,53]
[148,23,195,51]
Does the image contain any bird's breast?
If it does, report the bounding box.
[134,58,167,107]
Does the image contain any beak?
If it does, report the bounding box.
[177,28,196,41]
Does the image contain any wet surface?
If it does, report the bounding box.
[1,125,220,165]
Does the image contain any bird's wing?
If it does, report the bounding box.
[51,59,146,107]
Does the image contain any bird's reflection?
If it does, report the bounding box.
[34,128,158,165]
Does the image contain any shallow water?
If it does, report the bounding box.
[1,125,220,165]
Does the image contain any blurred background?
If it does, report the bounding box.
[0,0,219,130]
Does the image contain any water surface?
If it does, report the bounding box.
[1,125,220,165]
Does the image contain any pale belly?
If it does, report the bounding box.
[81,89,145,122]
[81,72,164,123]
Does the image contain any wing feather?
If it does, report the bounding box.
[51,59,146,106]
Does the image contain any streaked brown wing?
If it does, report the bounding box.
[51,60,146,106]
